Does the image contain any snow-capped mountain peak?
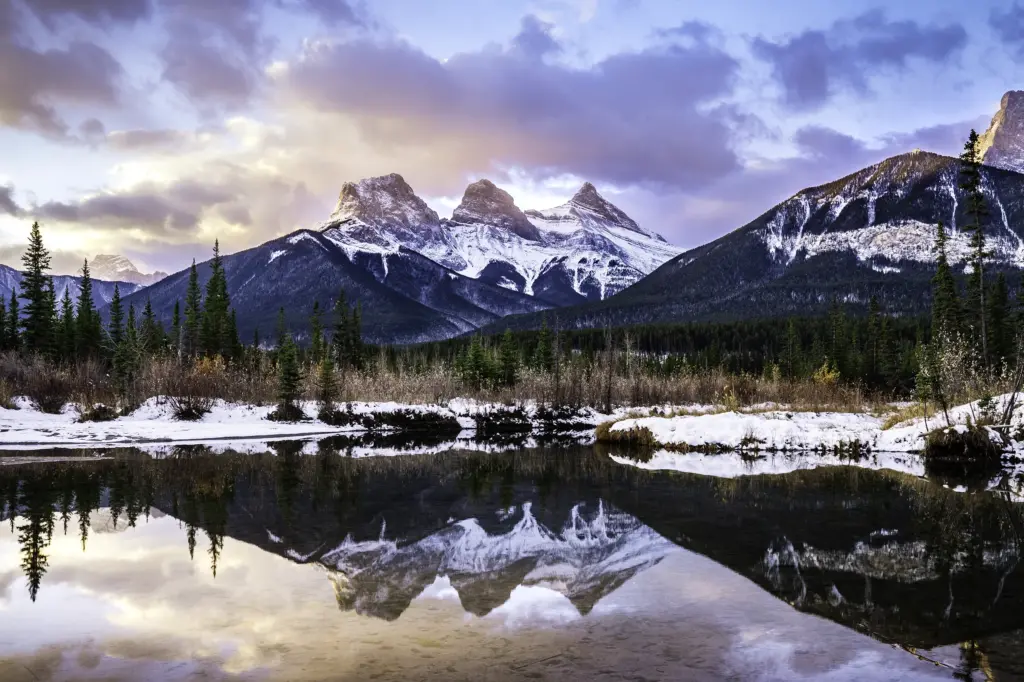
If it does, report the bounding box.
[330,173,441,230]
[90,254,167,287]
[980,90,1024,174]
[527,182,665,242]
[450,179,542,241]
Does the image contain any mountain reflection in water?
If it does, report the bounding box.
[0,441,1023,680]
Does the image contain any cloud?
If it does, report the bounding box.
[512,15,562,59]
[990,3,1024,57]
[158,0,364,108]
[0,184,22,216]
[274,25,742,192]
[20,0,153,29]
[105,128,192,150]
[0,40,123,136]
[752,9,967,110]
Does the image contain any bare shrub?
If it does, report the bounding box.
[161,357,226,421]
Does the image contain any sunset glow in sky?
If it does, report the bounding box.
[0,0,1020,275]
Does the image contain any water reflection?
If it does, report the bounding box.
[1,442,1024,680]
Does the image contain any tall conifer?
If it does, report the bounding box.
[19,222,54,353]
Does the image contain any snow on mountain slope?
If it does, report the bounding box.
[320,174,681,305]
[320,500,674,620]
[91,254,168,287]
[0,263,139,309]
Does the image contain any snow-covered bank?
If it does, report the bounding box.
[0,397,623,450]
[605,395,1024,454]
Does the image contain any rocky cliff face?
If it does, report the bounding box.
[980,90,1024,174]
[450,179,542,241]
[91,254,167,287]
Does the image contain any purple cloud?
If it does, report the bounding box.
[752,9,967,110]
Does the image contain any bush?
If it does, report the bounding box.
[27,370,74,414]
[268,402,307,422]
[924,425,1003,461]
[78,403,118,423]
[165,359,223,421]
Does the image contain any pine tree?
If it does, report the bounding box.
[19,222,54,354]
[6,291,19,351]
[534,319,553,372]
[200,241,230,358]
[170,301,181,355]
[141,299,162,354]
[315,355,338,420]
[350,300,363,370]
[988,272,1011,368]
[932,221,961,337]
[332,290,350,367]
[274,335,302,418]
[225,309,240,362]
[309,301,324,366]
[498,329,520,387]
[75,259,102,360]
[58,286,75,362]
[783,317,801,378]
[183,260,202,357]
[107,284,124,348]
[960,129,990,367]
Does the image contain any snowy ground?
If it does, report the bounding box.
[0,396,633,450]
[607,394,1024,455]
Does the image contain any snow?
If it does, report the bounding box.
[608,394,1024,455]
[611,450,926,479]
[0,397,619,450]
[268,249,287,263]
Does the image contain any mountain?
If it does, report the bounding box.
[491,146,1024,332]
[980,90,1024,174]
[0,263,138,310]
[320,175,681,306]
[90,255,167,287]
[120,229,548,345]
[122,173,675,343]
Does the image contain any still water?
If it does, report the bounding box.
[1,440,1023,681]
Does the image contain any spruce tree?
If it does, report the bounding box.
[275,307,287,350]
[960,129,990,367]
[170,301,181,355]
[58,287,75,362]
[534,320,553,372]
[783,318,801,378]
[107,284,124,348]
[274,335,302,419]
[19,222,54,353]
[315,355,338,421]
[183,260,202,357]
[226,309,240,362]
[6,291,18,351]
[332,290,349,367]
[498,329,520,387]
[931,221,961,337]
[141,299,161,354]
[867,296,881,386]
[310,301,324,366]
[200,241,230,357]
[350,301,363,370]
[988,272,1011,368]
[75,259,102,359]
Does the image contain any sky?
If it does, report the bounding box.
[0,0,1020,276]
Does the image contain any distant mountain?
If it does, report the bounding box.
[121,173,677,343]
[120,229,548,345]
[90,255,167,287]
[0,263,138,310]
[320,175,680,307]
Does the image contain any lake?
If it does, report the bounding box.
[1,440,1022,681]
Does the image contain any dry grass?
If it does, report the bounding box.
[882,403,933,430]
[0,350,892,414]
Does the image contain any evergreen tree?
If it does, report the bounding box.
[534,319,553,372]
[275,335,302,416]
[988,272,1012,368]
[141,299,162,354]
[783,317,801,378]
[350,300,363,370]
[107,284,124,348]
[183,260,202,357]
[0,297,6,351]
[315,355,338,420]
[310,301,324,366]
[75,259,102,359]
[932,221,961,337]
[19,222,54,354]
[960,129,990,366]
[498,329,520,387]
[332,290,350,367]
[200,241,230,357]
[170,301,181,355]
[225,309,241,362]
[58,287,75,362]
[275,307,287,350]
[6,291,18,352]
[866,296,881,386]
